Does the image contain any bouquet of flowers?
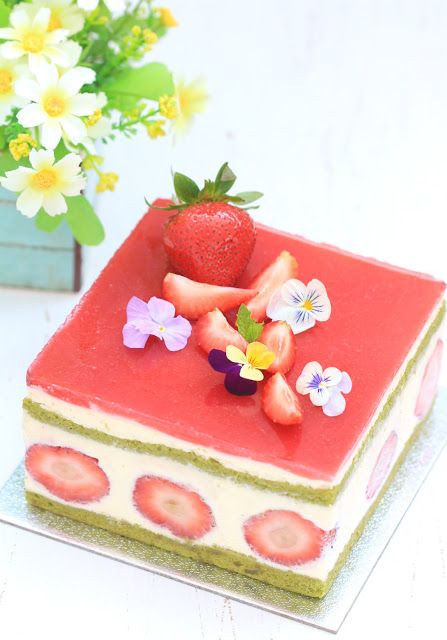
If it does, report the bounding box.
[0,0,206,245]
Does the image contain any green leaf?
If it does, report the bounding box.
[0,1,10,28]
[103,62,175,110]
[234,191,263,204]
[35,209,64,232]
[66,196,105,246]
[173,172,200,203]
[236,304,264,343]
[0,150,18,176]
[215,162,236,195]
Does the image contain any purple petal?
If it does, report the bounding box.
[208,349,236,373]
[323,390,346,417]
[162,316,192,352]
[123,323,150,348]
[224,369,257,396]
[126,296,153,332]
[337,372,352,394]
[147,296,176,324]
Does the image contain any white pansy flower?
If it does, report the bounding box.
[0,55,30,124]
[15,61,96,149]
[77,0,125,13]
[0,7,74,72]
[0,148,86,218]
[267,278,331,334]
[12,0,85,36]
[296,362,352,417]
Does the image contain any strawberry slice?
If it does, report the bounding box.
[25,444,109,503]
[366,431,398,500]
[415,339,443,419]
[133,475,214,539]
[260,321,295,374]
[262,372,303,425]
[162,273,257,320]
[246,251,299,321]
[196,308,248,354]
[244,509,325,565]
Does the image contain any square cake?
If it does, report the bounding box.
[23,203,445,598]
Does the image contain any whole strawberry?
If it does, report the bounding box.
[159,163,262,286]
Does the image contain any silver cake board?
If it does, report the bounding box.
[1,390,446,634]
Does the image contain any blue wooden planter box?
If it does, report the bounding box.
[0,187,81,291]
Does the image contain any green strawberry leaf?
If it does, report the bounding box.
[66,195,105,246]
[234,191,263,204]
[35,209,64,232]
[173,172,200,203]
[215,162,236,194]
[236,304,264,342]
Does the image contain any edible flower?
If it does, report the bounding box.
[296,361,352,417]
[123,296,192,351]
[267,278,331,334]
[208,342,275,396]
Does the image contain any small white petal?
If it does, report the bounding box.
[266,288,291,321]
[35,60,59,87]
[287,308,316,335]
[0,167,33,192]
[306,279,331,321]
[59,114,86,143]
[14,78,41,102]
[337,372,353,394]
[63,40,82,67]
[77,0,99,10]
[310,386,331,407]
[69,92,96,116]
[1,42,25,59]
[281,279,307,306]
[55,152,82,178]
[0,29,17,40]
[42,192,67,216]
[10,9,30,30]
[296,361,323,395]
[17,103,46,127]
[29,149,55,171]
[60,67,95,95]
[45,45,71,67]
[46,29,70,45]
[59,175,86,196]
[323,390,346,417]
[16,188,44,218]
[32,8,51,31]
[322,366,342,388]
[41,120,62,149]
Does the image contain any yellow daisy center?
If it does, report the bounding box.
[0,69,13,95]
[31,168,58,191]
[22,31,45,53]
[43,93,67,118]
[302,300,314,311]
[48,11,62,31]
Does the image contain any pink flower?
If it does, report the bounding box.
[123,296,192,352]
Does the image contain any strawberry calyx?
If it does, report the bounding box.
[150,162,263,211]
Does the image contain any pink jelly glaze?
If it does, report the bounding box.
[414,339,444,420]
[27,203,446,482]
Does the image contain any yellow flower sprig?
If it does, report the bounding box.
[9,134,37,161]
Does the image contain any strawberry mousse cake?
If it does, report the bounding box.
[22,168,445,598]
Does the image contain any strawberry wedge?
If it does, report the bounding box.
[246,251,298,321]
[162,273,257,320]
[196,308,248,353]
[260,321,296,374]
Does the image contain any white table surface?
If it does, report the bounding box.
[1,1,447,638]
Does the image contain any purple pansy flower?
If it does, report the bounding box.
[296,361,352,417]
[208,349,257,396]
[123,296,192,352]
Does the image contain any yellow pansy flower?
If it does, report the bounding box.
[226,342,275,382]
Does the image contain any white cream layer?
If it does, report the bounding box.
[23,327,441,582]
[27,298,444,490]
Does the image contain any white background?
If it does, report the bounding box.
[1,1,447,638]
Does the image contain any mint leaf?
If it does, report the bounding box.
[173,172,199,203]
[35,209,64,232]
[103,62,175,110]
[236,304,264,342]
[215,162,236,194]
[66,196,105,246]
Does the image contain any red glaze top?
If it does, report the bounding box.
[28,204,446,482]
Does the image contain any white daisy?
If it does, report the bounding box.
[0,7,74,72]
[77,0,125,13]
[0,55,30,124]
[0,148,86,218]
[12,0,85,36]
[81,91,112,152]
[267,278,331,334]
[15,61,96,149]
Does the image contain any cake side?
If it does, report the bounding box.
[24,299,445,504]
